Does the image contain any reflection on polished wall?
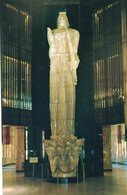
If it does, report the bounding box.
[111,124,127,165]
[103,125,112,170]
[1,3,32,111]
[103,124,127,170]
[2,126,17,165]
[1,1,32,126]
[2,126,25,171]
[93,1,124,125]
[16,127,24,171]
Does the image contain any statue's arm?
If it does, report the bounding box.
[73,30,80,65]
[74,30,80,55]
[47,28,56,60]
[70,30,80,85]
[47,27,54,46]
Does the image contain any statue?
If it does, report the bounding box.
[47,12,80,136]
[44,12,84,178]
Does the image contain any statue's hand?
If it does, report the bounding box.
[47,27,52,34]
[47,27,54,45]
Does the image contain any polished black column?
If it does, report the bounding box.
[76,2,103,177]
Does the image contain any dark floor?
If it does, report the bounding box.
[3,164,127,195]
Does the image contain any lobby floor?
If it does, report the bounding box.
[3,165,127,195]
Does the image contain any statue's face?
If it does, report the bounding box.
[57,12,69,28]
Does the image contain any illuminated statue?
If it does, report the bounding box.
[47,12,80,136]
[44,12,84,178]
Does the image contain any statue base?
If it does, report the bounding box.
[44,134,84,178]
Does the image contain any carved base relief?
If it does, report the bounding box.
[44,134,84,178]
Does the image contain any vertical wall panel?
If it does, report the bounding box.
[93,1,124,125]
[1,2,32,125]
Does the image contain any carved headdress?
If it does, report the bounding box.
[57,12,70,28]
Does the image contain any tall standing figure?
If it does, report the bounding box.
[45,12,84,178]
[47,12,80,136]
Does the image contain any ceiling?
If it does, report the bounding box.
[4,0,116,12]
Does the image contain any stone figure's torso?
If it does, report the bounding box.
[49,28,78,55]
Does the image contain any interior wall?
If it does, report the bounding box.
[2,126,24,171]
[16,127,24,171]
[2,126,18,165]
[103,125,112,170]
[111,124,127,164]
[103,123,127,170]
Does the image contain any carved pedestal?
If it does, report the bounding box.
[44,134,84,178]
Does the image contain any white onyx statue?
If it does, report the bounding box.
[47,12,80,136]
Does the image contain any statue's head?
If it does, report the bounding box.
[57,12,69,28]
